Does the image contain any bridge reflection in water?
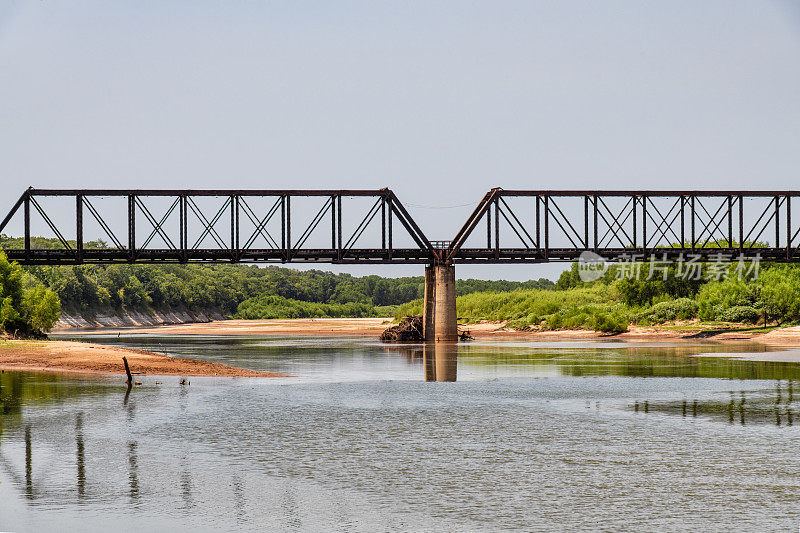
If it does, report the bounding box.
[423,342,458,382]
[388,342,459,381]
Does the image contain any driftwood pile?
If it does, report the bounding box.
[380,316,424,342]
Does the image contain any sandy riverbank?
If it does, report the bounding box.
[53,317,800,345]
[10,319,800,376]
[0,339,288,377]
[465,322,800,344]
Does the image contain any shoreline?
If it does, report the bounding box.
[0,339,289,378]
[52,317,800,345]
[10,318,800,377]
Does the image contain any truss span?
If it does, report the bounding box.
[1,188,798,265]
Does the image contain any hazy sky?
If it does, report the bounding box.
[1,1,799,280]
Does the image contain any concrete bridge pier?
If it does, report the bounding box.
[422,264,458,343]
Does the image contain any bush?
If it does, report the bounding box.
[592,311,629,333]
[637,298,698,323]
[717,305,761,324]
[696,279,757,321]
[757,266,800,325]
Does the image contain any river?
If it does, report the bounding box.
[1,334,799,531]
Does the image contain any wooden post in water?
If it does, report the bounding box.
[123,357,133,385]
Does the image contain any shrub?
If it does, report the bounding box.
[696,278,757,321]
[757,266,800,325]
[637,298,698,323]
[717,305,761,324]
[592,311,629,333]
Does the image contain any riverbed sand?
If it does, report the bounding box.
[28,319,800,375]
[55,318,800,345]
[0,339,288,377]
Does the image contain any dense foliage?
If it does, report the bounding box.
[0,252,60,336]
[235,295,377,319]
[395,285,630,333]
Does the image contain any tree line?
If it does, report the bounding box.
[0,236,553,326]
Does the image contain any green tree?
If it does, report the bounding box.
[0,252,60,334]
[758,266,800,325]
[22,286,61,332]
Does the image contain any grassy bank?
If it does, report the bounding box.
[396,262,800,334]
[395,285,631,332]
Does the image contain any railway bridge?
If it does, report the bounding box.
[1,187,796,344]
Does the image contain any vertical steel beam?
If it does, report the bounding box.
[286,195,291,261]
[543,195,549,258]
[280,195,286,260]
[680,196,685,247]
[331,194,336,249]
[642,196,647,253]
[381,196,386,249]
[231,195,238,258]
[76,194,83,263]
[584,195,589,249]
[738,195,744,253]
[387,195,393,259]
[593,195,598,251]
[230,194,235,251]
[535,196,540,249]
[787,195,792,260]
[690,195,696,250]
[24,192,30,261]
[775,195,780,248]
[337,195,342,262]
[128,194,135,261]
[486,201,492,248]
[494,197,500,259]
[632,195,637,249]
[179,194,187,261]
[728,195,733,248]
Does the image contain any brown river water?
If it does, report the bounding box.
[2,334,800,531]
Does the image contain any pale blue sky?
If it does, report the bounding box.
[1,1,799,279]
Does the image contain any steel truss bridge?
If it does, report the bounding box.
[0,187,798,265]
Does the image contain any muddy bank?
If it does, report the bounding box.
[54,317,393,337]
[0,340,287,377]
[56,308,225,329]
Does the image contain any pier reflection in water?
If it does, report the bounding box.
[423,342,458,382]
[386,342,458,381]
